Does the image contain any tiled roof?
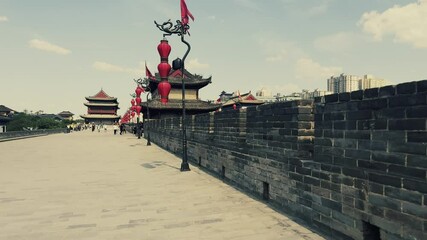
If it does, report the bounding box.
[0,105,15,113]
[86,89,117,100]
[80,114,121,119]
[141,99,220,111]
[84,103,119,107]
[58,111,74,116]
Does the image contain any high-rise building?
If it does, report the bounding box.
[327,74,388,93]
[359,74,387,89]
[328,74,360,93]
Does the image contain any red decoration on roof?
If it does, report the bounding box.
[92,89,112,99]
[170,69,185,78]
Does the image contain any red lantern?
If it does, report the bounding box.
[233,104,237,110]
[135,86,144,97]
[157,39,172,104]
[136,105,142,115]
[131,99,135,106]
[158,80,171,104]
[157,39,171,59]
[135,97,141,105]
[158,62,171,79]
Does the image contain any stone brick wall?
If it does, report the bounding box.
[146,80,427,240]
[313,80,427,239]
[0,128,68,142]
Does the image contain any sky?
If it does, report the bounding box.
[1,0,426,117]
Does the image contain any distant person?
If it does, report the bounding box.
[113,124,118,135]
[92,124,95,132]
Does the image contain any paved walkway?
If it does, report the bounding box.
[0,130,325,240]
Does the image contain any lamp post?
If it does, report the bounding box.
[154,1,193,172]
[135,78,152,146]
[135,85,144,139]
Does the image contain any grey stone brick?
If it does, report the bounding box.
[389,119,426,131]
[416,79,427,92]
[396,81,417,94]
[385,186,423,205]
[379,85,396,97]
[368,193,401,211]
[369,173,402,188]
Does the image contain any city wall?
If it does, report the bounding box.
[0,128,68,142]
[146,80,427,239]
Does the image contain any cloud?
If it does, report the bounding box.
[258,83,301,95]
[307,0,331,16]
[234,0,259,11]
[93,61,144,75]
[295,58,342,82]
[186,58,209,71]
[0,16,8,22]
[314,31,367,52]
[358,0,427,48]
[255,34,299,62]
[29,39,71,55]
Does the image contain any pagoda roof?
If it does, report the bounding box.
[84,102,119,107]
[0,105,15,113]
[150,69,212,90]
[141,99,220,111]
[58,111,74,117]
[80,114,121,119]
[85,89,117,101]
[222,92,264,107]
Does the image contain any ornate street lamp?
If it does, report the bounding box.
[135,78,152,146]
[154,0,194,172]
[135,85,144,139]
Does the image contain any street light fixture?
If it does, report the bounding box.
[154,0,194,172]
[135,85,144,139]
[135,78,152,146]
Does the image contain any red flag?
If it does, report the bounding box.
[145,62,154,79]
[181,0,194,26]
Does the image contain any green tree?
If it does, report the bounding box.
[6,113,70,131]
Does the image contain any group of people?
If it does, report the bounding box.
[112,123,127,135]
[85,122,128,135]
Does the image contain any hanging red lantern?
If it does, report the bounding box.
[157,39,172,104]
[131,99,135,106]
[158,80,171,104]
[135,86,144,97]
[135,97,141,105]
[157,39,171,59]
[136,105,142,115]
[158,62,171,79]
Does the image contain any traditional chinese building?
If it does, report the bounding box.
[57,111,74,120]
[141,69,220,119]
[0,105,15,133]
[220,91,264,110]
[81,89,120,124]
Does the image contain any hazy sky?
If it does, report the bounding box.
[1,0,426,117]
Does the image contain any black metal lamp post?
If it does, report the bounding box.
[155,15,192,172]
[135,78,152,146]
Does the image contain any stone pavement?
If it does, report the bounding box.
[0,130,325,240]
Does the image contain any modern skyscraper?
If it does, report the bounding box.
[327,74,388,93]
